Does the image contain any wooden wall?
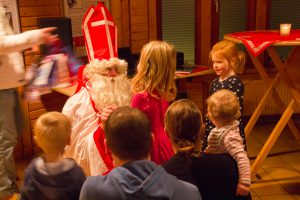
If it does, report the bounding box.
[111,0,130,47]
[16,0,63,159]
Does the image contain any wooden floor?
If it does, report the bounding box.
[247,118,300,200]
[15,119,300,199]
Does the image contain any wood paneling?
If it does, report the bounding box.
[200,0,212,65]
[131,32,149,40]
[20,16,55,27]
[111,0,123,47]
[148,0,158,40]
[131,23,148,32]
[120,0,130,47]
[18,0,60,7]
[195,0,201,65]
[131,39,148,52]
[130,15,148,24]
[19,6,61,17]
[130,0,149,53]
[16,0,62,159]
[255,0,269,29]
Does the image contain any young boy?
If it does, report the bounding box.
[20,112,85,200]
[79,106,202,200]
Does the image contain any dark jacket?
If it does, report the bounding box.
[21,158,86,200]
[80,160,202,200]
[163,153,252,200]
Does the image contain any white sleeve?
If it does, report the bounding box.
[0,29,46,55]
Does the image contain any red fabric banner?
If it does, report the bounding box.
[227,30,300,56]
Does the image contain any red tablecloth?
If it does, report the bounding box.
[227,30,300,56]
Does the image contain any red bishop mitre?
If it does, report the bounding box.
[82,2,118,61]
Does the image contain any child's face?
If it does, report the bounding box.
[211,54,232,79]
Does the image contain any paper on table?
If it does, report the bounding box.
[175,66,196,74]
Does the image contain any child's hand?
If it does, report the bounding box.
[236,183,250,196]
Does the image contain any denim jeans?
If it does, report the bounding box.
[0,89,19,198]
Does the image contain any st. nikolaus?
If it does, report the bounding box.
[62,2,132,176]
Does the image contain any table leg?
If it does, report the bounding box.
[251,100,295,178]
[267,47,300,142]
[176,78,188,99]
[247,51,300,138]
[267,46,300,108]
[245,74,280,138]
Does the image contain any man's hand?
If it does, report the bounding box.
[100,104,119,124]
[41,27,58,44]
[30,27,58,52]
[236,183,250,196]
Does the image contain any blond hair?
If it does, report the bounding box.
[34,112,71,154]
[207,89,241,124]
[165,99,203,157]
[131,40,177,101]
[209,40,246,74]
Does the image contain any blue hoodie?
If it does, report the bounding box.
[80,160,202,200]
[21,157,86,200]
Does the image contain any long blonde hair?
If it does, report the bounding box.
[209,40,246,74]
[131,40,177,101]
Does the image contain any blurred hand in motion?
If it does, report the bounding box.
[41,27,59,44]
[30,27,58,52]
[100,104,119,127]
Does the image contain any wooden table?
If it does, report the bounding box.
[175,66,214,103]
[52,66,215,97]
[52,83,78,97]
[175,65,214,79]
[224,31,300,178]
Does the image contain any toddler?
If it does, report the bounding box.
[205,89,251,196]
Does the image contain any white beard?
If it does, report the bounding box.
[87,74,132,112]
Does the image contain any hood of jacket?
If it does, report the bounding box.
[81,160,200,200]
[21,158,85,200]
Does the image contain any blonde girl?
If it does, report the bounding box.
[131,40,177,164]
[202,40,246,152]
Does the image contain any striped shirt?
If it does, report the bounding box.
[205,120,251,186]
